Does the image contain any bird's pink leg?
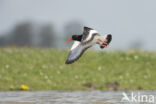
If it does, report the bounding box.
[97,42,107,47]
[98,39,108,45]
[101,44,108,47]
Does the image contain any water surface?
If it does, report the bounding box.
[0,91,155,104]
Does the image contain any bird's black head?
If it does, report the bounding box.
[72,35,79,40]
[65,35,82,43]
[72,35,82,41]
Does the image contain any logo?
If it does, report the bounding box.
[121,92,155,103]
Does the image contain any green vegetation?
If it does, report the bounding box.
[0,48,156,91]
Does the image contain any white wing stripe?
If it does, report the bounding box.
[71,41,80,50]
[85,30,97,41]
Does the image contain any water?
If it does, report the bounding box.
[0,91,155,104]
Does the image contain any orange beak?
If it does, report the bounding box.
[65,38,73,43]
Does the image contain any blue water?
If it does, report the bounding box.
[0,91,155,104]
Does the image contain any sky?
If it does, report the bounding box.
[0,0,156,50]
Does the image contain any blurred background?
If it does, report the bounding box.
[0,0,156,50]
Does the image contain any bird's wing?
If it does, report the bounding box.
[65,41,91,64]
[81,27,98,43]
[70,41,81,51]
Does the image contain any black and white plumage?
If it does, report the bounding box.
[65,27,112,64]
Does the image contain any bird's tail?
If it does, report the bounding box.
[106,34,112,44]
[100,34,112,49]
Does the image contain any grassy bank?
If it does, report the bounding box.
[0,48,156,91]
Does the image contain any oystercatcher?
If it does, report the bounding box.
[65,27,112,64]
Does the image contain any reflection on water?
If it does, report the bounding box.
[0,91,155,104]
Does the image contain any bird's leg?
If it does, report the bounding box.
[97,42,107,47]
[98,39,108,45]
[97,39,108,47]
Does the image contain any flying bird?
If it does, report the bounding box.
[65,27,112,64]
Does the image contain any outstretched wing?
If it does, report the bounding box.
[65,41,91,64]
[70,41,81,51]
[65,27,98,64]
[81,27,93,41]
[81,27,98,43]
